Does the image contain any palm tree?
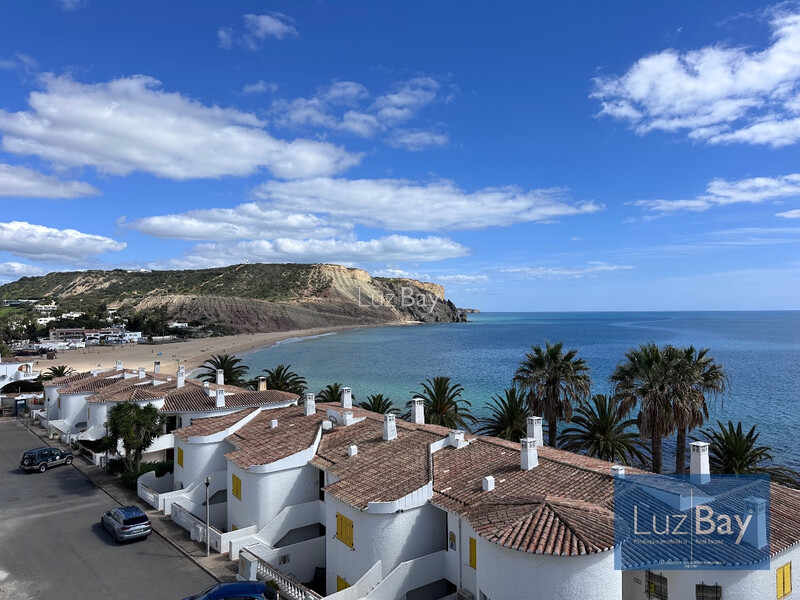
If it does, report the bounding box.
[261,364,307,395]
[559,394,648,466]
[695,421,800,488]
[317,382,352,403]
[610,342,680,474]
[357,394,399,414]
[42,365,76,380]
[670,346,727,474]
[198,353,249,387]
[475,387,528,441]
[407,376,476,430]
[513,340,591,447]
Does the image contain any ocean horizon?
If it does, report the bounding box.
[241,310,800,470]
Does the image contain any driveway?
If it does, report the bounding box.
[0,421,216,600]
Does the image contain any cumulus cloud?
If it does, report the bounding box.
[777,208,800,218]
[252,177,601,231]
[57,0,87,10]
[0,163,100,198]
[0,261,47,278]
[0,221,125,263]
[220,13,298,50]
[435,274,490,283]
[502,262,634,279]
[242,80,279,95]
[0,74,361,180]
[592,5,800,146]
[635,173,800,213]
[387,129,449,151]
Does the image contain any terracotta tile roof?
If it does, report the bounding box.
[161,379,297,413]
[58,370,129,394]
[43,370,98,387]
[769,483,800,556]
[175,408,259,441]
[88,378,168,403]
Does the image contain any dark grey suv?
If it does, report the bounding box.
[20,447,74,472]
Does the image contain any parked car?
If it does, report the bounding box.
[100,505,152,542]
[181,582,276,600]
[20,447,73,472]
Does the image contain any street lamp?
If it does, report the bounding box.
[205,476,211,557]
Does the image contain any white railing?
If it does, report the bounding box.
[239,548,323,600]
[365,549,447,600]
[258,500,324,547]
[172,502,225,552]
[137,471,174,510]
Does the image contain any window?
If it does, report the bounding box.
[232,474,242,500]
[469,537,477,569]
[336,512,354,548]
[778,562,792,599]
[647,571,668,600]
[696,583,722,600]
[336,575,350,591]
[177,447,183,467]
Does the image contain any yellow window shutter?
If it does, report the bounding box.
[778,567,784,598]
[336,512,354,548]
[469,537,477,569]
[786,562,792,595]
[177,447,183,467]
[232,474,241,500]
[336,575,350,591]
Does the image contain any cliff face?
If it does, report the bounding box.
[0,263,466,333]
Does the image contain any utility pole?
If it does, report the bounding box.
[205,476,211,557]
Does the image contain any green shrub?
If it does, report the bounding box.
[107,458,127,474]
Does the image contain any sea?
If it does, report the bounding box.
[241,311,800,470]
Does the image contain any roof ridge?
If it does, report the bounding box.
[541,496,598,553]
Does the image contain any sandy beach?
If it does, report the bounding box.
[30,325,364,376]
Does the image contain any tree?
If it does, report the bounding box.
[407,376,476,430]
[610,342,680,474]
[42,365,76,380]
[513,340,591,447]
[261,364,307,395]
[670,346,727,474]
[317,382,352,403]
[357,393,398,414]
[107,402,164,474]
[475,387,529,441]
[559,394,648,466]
[695,421,800,488]
[0,340,12,358]
[198,353,249,387]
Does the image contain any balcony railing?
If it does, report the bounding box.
[239,548,322,600]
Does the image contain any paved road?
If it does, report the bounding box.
[0,422,216,600]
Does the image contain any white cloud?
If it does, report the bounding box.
[592,6,800,146]
[57,0,87,10]
[242,80,279,95]
[777,208,800,218]
[123,202,347,241]
[0,74,361,180]
[221,13,298,51]
[252,177,601,231]
[0,163,100,198]
[502,262,634,279]
[435,274,490,284]
[0,262,47,278]
[387,129,449,151]
[0,221,125,263]
[217,27,234,50]
[635,173,800,213]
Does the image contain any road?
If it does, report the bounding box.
[0,421,216,600]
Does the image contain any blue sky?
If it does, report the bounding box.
[0,1,798,311]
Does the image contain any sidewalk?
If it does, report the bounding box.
[27,421,238,583]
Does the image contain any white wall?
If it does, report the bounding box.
[173,438,234,491]
[324,494,447,595]
[58,392,89,426]
[86,402,108,432]
[44,385,60,419]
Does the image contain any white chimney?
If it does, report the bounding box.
[304,393,316,416]
[215,388,225,408]
[138,366,146,379]
[482,475,495,492]
[411,397,425,424]
[177,365,185,388]
[448,429,465,448]
[383,414,397,441]
[216,369,224,386]
[257,377,267,392]
[341,387,352,409]
[115,360,123,372]
[348,445,358,457]
[270,419,278,429]
[527,416,543,447]
[690,441,711,484]
[611,465,626,479]
[521,437,538,470]
[741,497,768,549]
[153,361,161,374]
[342,411,355,426]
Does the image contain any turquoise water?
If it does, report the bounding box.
[241,312,800,469]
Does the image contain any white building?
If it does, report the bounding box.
[0,355,39,390]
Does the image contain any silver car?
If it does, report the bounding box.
[101,505,152,542]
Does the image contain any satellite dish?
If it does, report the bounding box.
[326,408,342,426]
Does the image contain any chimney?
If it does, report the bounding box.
[153,361,161,374]
[482,475,495,492]
[216,369,224,386]
[177,365,185,388]
[215,388,225,408]
[270,419,278,429]
[383,414,397,441]
[257,377,267,392]
[690,441,711,484]
[341,387,352,409]
[448,429,465,448]
[527,416,543,447]
[411,397,425,424]
[611,465,626,479]
[521,437,538,470]
[342,411,355,426]
[116,360,123,372]
[304,393,316,416]
[348,445,358,457]
[741,497,768,549]
[138,366,146,379]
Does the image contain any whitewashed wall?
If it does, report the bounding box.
[86,402,108,432]
[58,392,89,426]
[173,437,234,491]
[44,385,61,419]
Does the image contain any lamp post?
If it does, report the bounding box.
[205,476,211,557]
